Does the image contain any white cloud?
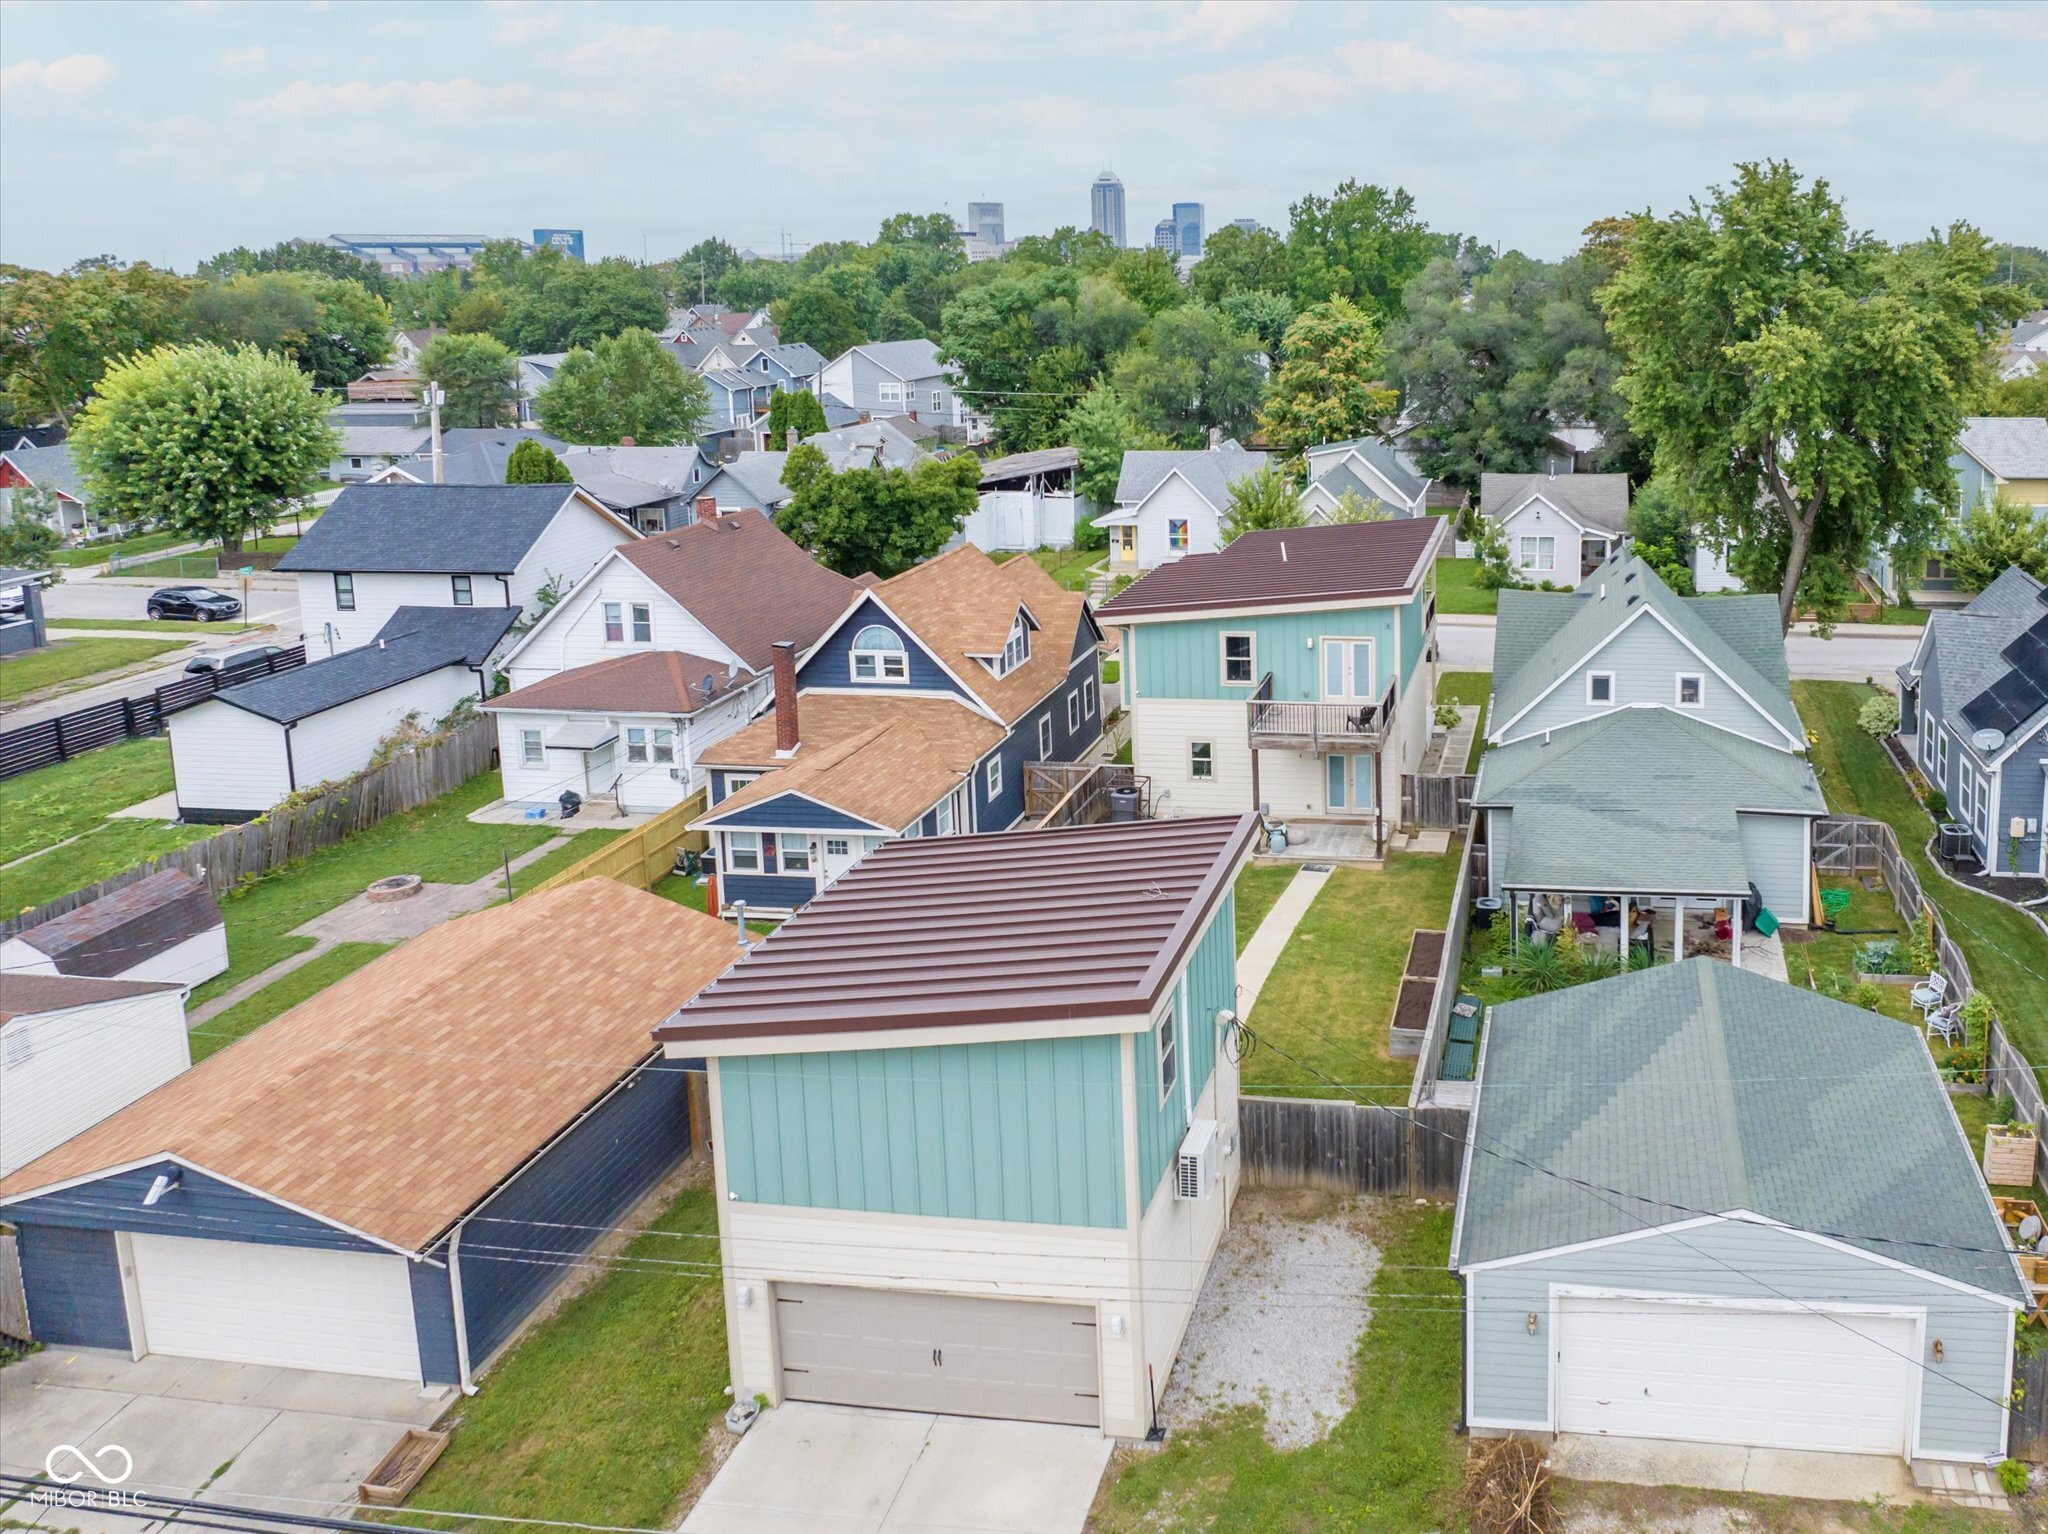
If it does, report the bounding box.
[236,76,534,121]
[1168,0,1293,49]
[220,45,266,68]
[489,1,561,46]
[1333,39,1479,93]
[1,53,116,96]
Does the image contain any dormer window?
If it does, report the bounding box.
[850,624,908,683]
[1002,614,1030,673]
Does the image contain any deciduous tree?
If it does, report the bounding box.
[536,329,708,445]
[1220,466,1304,542]
[188,272,393,390]
[765,388,829,446]
[1110,303,1265,447]
[773,281,865,360]
[1943,494,2048,590]
[0,261,195,424]
[775,444,981,578]
[1259,297,1397,460]
[1283,180,1436,321]
[1063,384,1164,510]
[418,333,520,428]
[505,438,574,484]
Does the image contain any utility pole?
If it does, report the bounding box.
[699,259,707,304]
[427,383,445,485]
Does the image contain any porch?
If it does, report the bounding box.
[1500,889,1787,979]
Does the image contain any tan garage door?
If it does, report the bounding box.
[775,1284,1099,1427]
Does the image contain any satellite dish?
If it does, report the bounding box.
[1972,728,2007,753]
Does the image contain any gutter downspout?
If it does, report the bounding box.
[282,719,299,792]
[447,1220,479,1395]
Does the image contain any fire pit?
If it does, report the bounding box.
[365,875,423,904]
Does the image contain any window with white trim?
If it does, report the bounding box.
[1083,678,1097,719]
[781,837,812,872]
[1975,773,1991,836]
[631,603,652,643]
[985,756,1003,797]
[1221,632,1254,685]
[1038,715,1053,759]
[1675,673,1704,708]
[520,729,543,767]
[1189,741,1214,779]
[1521,536,1556,572]
[1937,727,1950,785]
[1958,765,1973,821]
[725,831,761,871]
[850,623,909,682]
[1587,671,1615,706]
[626,727,649,763]
[334,572,356,611]
[1000,614,1030,674]
[1156,999,1178,1103]
[1066,691,1082,732]
[1168,519,1190,552]
[878,380,903,406]
[652,727,675,764]
[720,773,757,798]
[825,837,850,858]
[603,602,624,643]
[935,795,955,836]
[451,574,473,607]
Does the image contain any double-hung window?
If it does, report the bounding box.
[1001,615,1030,673]
[850,624,909,682]
[626,728,649,764]
[603,602,624,643]
[1189,741,1214,779]
[1156,999,1179,1102]
[1521,536,1555,572]
[520,729,543,767]
[935,795,955,836]
[631,603,652,643]
[1937,728,1950,786]
[1083,679,1097,719]
[451,574,473,607]
[334,572,356,612]
[1066,691,1082,732]
[1167,519,1190,552]
[1221,632,1254,685]
[780,837,812,873]
[652,727,675,764]
[878,381,903,406]
[985,756,1003,798]
[1037,715,1053,759]
[725,832,761,872]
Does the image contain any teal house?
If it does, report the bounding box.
[656,814,1257,1437]
[1098,518,1447,839]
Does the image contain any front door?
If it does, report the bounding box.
[1113,526,1136,564]
[819,834,864,888]
[1325,753,1376,816]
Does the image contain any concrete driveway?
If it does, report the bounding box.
[680,1402,1112,1534]
[1,1347,452,1533]
[1435,612,1919,682]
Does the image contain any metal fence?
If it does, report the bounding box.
[1239,1095,1470,1198]
[1401,773,1477,831]
[0,644,306,782]
[1,718,497,939]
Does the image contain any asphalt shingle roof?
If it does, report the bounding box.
[0,443,82,500]
[698,455,793,510]
[1910,566,2048,747]
[1113,439,1267,510]
[214,607,515,723]
[1310,436,1425,502]
[1454,959,2029,1303]
[1480,472,1630,534]
[276,484,596,574]
[851,338,951,382]
[1958,416,2048,481]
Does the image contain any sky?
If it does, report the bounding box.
[2,0,2044,275]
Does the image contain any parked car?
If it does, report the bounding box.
[184,642,285,678]
[147,586,242,621]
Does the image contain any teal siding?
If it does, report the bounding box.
[1132,608,1400,702]
[1136,893,1238,1204]
[1399,589,1426,685]
[719,1035,1126,1228]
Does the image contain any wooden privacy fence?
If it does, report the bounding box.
[1239,1095,1470,1198]
[1411,815,1484,1105]
[0,643,306,782]
[1401,773,1477,831]
[2015,1352,2048,1462]
[527,788,709,897]
[1,718,497,939]
[0,1228,28,1346]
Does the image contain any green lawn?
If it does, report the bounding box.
[505,830,624,895]
[1435,669,1490,774]
[47,530,185,568]
[1233,864,1297,954]
[190,943,392,1063]
[1093,1201,1463,1534]
[1244,853,1460,1102]
[398,1180,730,1531]
[1027,546,1103,592]
[1101,657,1121,685]
[113,552,221,581]
[0,736,177,864]
[0,636,187,701]
[2,820,216,913]
[189,771,557,1007]
[1434,555,1496,615]
[47,617,245,635]
[1797,680,2048,1064]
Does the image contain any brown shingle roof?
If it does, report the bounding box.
[700,692,1002,772]
[485,651,745,716]
[697,717,980,832]
[874,546,1096,723]
[657,814,1258,1047]
[0,882,741,1251]
[616,510,856,673]
[11,869,222,979]
[1099,517,1446,619]
[0,973,184,1024]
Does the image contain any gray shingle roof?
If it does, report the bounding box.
[850,338,950,382]
[806,420,924,472]
[339,425,433,459]
[0,443,82,500]
[1480,472,1630,534]
[757,342,825,377]
[700,454,793,510]
[1472,709,1824,894]
[276,484,597,574]
[1490,555,1801,744]
[213,607,516,724]
[1957,415,2048,481]
[1914,566,2048,746]
[1114,440,1267,510]
[819,393,861,429]
[1454,959,2029,1303]
[1309,436,1425,502]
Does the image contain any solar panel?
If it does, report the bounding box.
[1962,611,2048,734]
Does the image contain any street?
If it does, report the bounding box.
[1435,614,1918,682]
[40,573,301,628]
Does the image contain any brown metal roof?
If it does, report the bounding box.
[1099,517,1446,618]
[485,650,744,717]
[656,814,1258,1048]
[11,869,222,979]
[0,972,184,1023]
[617,510,856,672]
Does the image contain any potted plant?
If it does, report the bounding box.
[1987,1101,2040,1186]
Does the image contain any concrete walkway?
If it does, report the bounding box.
[1419,703,1478,775]
[1550,1432,1928,1506]
[1238,866,1332,1021]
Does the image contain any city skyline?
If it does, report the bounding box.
[1,1,2042,273]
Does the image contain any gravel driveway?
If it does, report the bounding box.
[1160,1188,1380,1448]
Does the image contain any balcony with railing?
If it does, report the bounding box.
[1246,673,1397,753]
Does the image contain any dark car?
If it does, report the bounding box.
[147,586,242,621]
[185,642,286,678]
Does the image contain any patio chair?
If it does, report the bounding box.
[1909,971,1949,1017]
[1924,1002,1963,1047]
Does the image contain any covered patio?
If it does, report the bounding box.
[1502,888,1788,980]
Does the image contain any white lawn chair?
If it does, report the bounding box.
[1909,971,1949,1017]
[1925,1001,1963,1047]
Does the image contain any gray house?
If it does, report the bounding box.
[1300,436,1432,521]
[816,339,969,431]
[1897,566,2048,879]
[1480,472,1630,585]
[1454,959,2026,1465]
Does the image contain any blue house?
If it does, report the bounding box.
[747,341,826,396]
[696,545,1105,915]
[0,883,738,1388]
[1897,565,2048,880]
[654,813,1258,1436]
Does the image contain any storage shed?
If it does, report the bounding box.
[1,869,227,989]
[1453,960,2027,1466]
[0,881,740,1386]
[0,974,189,1178]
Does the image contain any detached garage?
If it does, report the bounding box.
[1453,959,2028,1467]
[0,880,740,1386]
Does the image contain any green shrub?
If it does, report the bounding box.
[1999,1457,2031,1496]
[1854,938,1903,974]
[1433,700,1461,729]
[1927,788,1948,820]
[1848,980,1886,1011]
[1856,692,1901,737]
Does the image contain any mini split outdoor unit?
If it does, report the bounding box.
[1175,1119,1217,1201]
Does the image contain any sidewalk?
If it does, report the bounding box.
[1237,866,1331,1021]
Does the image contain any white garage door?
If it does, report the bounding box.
[130,1234,423,1381]
[1556,1295,1915,1455]
[776,1283,1100,1427]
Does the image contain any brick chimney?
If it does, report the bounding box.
[695,495,718,526]
[907,409,918,424]
[773,642,799,757]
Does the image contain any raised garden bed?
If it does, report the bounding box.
[1987,1126,2041,1186]
[1405,929,1445,978]
[358,1426,448,1506]
[1389,977,1434,1058]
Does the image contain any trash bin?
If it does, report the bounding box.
[1472,896,1503,930]
[1108,786,1140,822]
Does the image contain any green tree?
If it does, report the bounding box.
[1943,494,2048,590]
[1980,369,2048,417]
[1219,289,1295,357]
[1007,227,1118,270]
[1188,224,1289,304]
[1602,160,2003,630]
[505,438,574,484]
[662,238,742,304]
[1325,488,1391,524]
[875,212,966,263]
[1469,513,1519,590]
[0,493,62,564]
[188,272,393,390]
[1624,473,1697,565]
[773,281,866,359]
[716,260,794,312]
[447,289,507,335]
[1064,383,1164,509]
[1110,302,1265,446]
[0,261,195,424]
[71,343,336,553]
[1220,466,1304,542]
[1259,297,1398,460]
[1282,180,1436,320]
[198,238,394,300]
[765,388,829,446]
[775,444,981,578]
[418,333,520,428]
[490,248,669,353]
[535,328,708,445]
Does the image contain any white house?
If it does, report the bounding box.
[0,974,191,1178]
[489,509,856,812]
[1096,439,1268,575]
[276,483,638,659]
[0,870,227,991]
[170,607,517,823]
[1300,437,1432,522]
[1479,471,1630,586]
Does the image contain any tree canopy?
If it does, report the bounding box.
[0,260,194,424]
[1064,383,1164,509]
[505,438,574,484]
[418,332,520,429]
[1943,494,2048,590]
[1259,297,1397,461]
[775,445,980,578]
[535,328,708,445]
[188,272,392,390]
[1220,466,1305,542]
[765,388,829,446]
[1110,302,1265,447]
